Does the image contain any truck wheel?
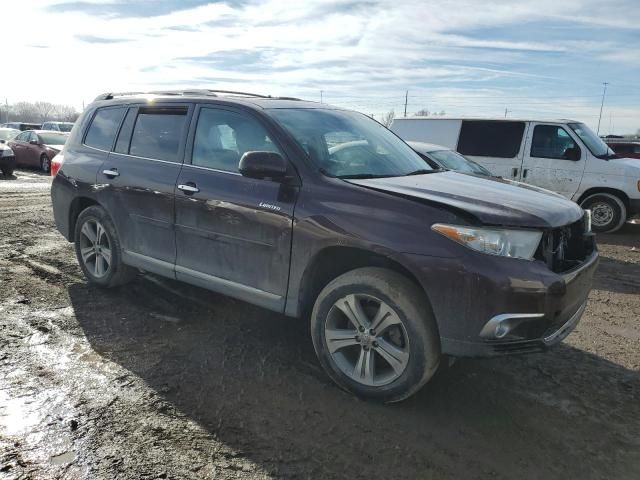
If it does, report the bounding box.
[74,205,137,287]
[1,164,14,176]
[310,267,440,403]
[581,193,626,233]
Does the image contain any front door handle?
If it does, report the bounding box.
[103,168,119,178]
[178,183,200,194]
[511,167,518,177]
[522,168,529,179]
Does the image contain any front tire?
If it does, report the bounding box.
[40,154,50,173]
[311,267,440,403]
[74,206,136,287]
[580,193,626,233]
[1,164,14,176]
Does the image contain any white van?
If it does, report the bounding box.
[391,117,640,232]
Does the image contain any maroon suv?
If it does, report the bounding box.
[51,90,599,402]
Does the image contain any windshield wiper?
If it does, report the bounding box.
[404,168,441,176]
[338,173,395,179]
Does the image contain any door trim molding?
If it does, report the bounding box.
[175,264,284,312]
[122,250,284,312]
[123,250,175,278]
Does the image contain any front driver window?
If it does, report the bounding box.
[192,108,282,172]
[531,125,579,160]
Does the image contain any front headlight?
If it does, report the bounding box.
[432,224,542,260]
[1,148,14,157]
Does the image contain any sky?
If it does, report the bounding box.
[4,0,640,133]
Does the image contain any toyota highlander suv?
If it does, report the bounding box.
[51,90,598,402]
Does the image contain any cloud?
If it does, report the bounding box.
[4,0,639,133]
[75,34,129,44]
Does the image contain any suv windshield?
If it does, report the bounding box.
[568,122,614,158]
[269,108,433,178]
[428,150,492,176]
[39,133,68,145]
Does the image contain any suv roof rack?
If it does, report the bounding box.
[94,89,302,101]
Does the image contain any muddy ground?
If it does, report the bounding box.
[0,169,638,480]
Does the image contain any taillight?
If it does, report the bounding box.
[51,153,64,177]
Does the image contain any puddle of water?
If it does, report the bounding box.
[0,390,47,435]
[50,450,75,465]
[0,182,51,191]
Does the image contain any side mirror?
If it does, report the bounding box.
[564,147,580,161]
[29,139,40,145]
[239,151,288,180]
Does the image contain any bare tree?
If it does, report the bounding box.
[6,101,80,123]
[380,109,395,127]
[34,101,57,122]
[12,102,41,122]
[54,105,81,122]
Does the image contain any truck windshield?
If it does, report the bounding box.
[568,123,615,158]
[268,108,433,178]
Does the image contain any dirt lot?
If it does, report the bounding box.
[1,170,639,480]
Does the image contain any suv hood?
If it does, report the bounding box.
[348,171,583,228]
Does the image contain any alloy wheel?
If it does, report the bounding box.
[325,294,410,387]
[79,219,112,278]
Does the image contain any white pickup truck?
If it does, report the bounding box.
[391,117,640,232]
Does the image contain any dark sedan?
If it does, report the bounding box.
[8,130,68,173]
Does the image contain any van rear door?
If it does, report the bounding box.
[520,123,586,198]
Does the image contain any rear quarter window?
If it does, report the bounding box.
[457,120,525,158]
[84,107,126,151]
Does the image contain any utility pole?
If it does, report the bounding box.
[320,90,323,103]
[504,108,511,118]
[597,82,608,135]
[404,90,408,117]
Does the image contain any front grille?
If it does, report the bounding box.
[535,212,595,273]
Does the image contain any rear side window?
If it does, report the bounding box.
[129,107,187,162]
[84,107,126,151]
[458,121,525,158]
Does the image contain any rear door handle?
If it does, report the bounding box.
[511,167,518,177]
[178,183,200,194]
[103,168,119,178]
[523,168,529,179]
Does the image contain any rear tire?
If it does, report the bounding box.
[1,164,14,176]
[580,193,626,233]
[310,267,440,403]
[74,205,137,287]
[40,155,50,173]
